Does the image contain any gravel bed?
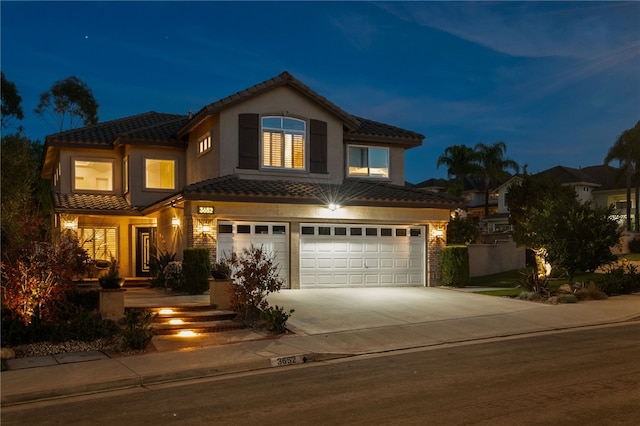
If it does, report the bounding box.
[11,336,123,358]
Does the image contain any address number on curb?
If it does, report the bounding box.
[270,355,307,367]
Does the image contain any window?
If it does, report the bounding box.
[318,226,331,236]
[198,134,212,154]
[237,225,251,234]
[262,116,305,170]
[301,226,315,235]
[145,159,175,190]
[79,227,117,260]
[348,146,389,178]
[74,160,113,191]
[218,224,233,234]
[123,157,129,193]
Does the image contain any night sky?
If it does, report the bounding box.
[2,1,639,184]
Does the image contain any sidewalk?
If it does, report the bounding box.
[2,288,639,406]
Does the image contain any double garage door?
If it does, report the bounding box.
[299,223,425,288]
[217,221,425,289]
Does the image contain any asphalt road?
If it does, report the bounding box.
[4,323,639,426]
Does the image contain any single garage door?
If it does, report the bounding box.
[299,223,425,288]
[217,221,289,288]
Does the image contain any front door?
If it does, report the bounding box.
[136,227,156,277]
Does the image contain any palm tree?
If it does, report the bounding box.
[605,120,640,232]
[436,144,480,196]
[474,141,519,217]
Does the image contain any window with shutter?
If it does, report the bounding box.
[261,116,305,170]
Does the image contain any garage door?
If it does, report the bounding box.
[217,221,289,288]
[300,224,425,288]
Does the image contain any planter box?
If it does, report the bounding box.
[209,279,232,310]
[99,288,126,322]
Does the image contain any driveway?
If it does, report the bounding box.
[267,287,549,335]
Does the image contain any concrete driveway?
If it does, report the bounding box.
[267,287,553,335]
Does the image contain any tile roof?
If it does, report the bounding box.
[53,193,141,214]
[181,175,461,208]
[534,166,601,186]
[179,71,361,135]
[45,111,187,148]
[580,165,626,190]
[346,116,424,146]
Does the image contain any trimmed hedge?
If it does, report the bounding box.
[182,247,212,294]
[441,246,470,287]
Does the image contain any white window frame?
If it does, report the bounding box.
[73,158,115,192]
[347,145,390,178]
[79,227,118,261]
[261,116,306,170]
[144,158,176,190]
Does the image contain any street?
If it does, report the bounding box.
[3,323,639,425]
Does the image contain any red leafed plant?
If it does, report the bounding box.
[1,231,89,325]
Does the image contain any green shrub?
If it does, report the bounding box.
[549,294,578,304]
[518,268,551,298]
[595,262,640,295]
[181,248,211,294]
[441,246,469,287]
[628,237,640,254]
[260,305,294,334]
[518,291,541,301]
[574,283,608,301]
[120,308,156,350]
[149,249,177,288]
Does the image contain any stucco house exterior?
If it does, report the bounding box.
[41,72,460,289]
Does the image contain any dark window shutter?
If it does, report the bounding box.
[309,119,328,174]
[238,113,259,170]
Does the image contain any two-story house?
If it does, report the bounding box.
[41,72,461,289]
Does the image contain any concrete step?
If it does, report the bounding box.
[152,320,244,335]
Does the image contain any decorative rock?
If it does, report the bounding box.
[1,347,16,360]
[557,284,573,294]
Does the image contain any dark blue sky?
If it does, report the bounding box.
[2,1,639,183]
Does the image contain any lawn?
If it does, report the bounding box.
[469,269,603,297]
[620,252,640,261]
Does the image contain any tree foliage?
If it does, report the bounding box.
[1,134,51,260]
[507,175,620,283]
[474,141,519,217]
[604,120,640,232]
[446,214,479,245]
[35,76,99,132]
[437,144,480,196]
[1,72,24,129]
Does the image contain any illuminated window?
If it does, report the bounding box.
[145,159,175,189]
[262,117,305,170]
[79,227,117,261]
[348,146,389,178]
[198,134,212,154]
[123,156,129,193]
[74,160,113,191]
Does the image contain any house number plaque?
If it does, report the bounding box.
[197,206,214,214]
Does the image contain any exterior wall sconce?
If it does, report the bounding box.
[432,228,444,238]
[202,224,211,233]
[61,215,78,230]
[328,203,340,211]
[196,219,213,235]
[171,217,180,227]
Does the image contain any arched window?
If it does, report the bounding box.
[261,116,305,170]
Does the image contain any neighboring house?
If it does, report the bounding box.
[41,71,461,289]
[483,175,522,235]
[535,164,632,228]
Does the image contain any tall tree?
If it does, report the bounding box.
[507,175,619,283]
[604,120,640,232]
[436,144,479,196]
[474,141,519,217]
[1,72,24,130]
[34,76,99,132]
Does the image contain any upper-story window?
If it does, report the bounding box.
[348,145,389,178]
[261,116,305,170]
[145,158,175,190]
[198,134,212,154]
[74,159,113,191]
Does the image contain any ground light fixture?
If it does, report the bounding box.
[176,330,198,337]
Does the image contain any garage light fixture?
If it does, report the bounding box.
[432,228,444,238]
[328,203,340,211]
[172,217,180,227]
